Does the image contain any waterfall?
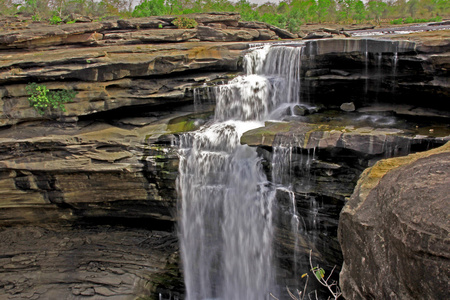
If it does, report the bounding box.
[177,44,303,300]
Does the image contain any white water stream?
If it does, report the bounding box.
[177,45,303,300]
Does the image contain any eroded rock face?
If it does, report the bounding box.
[0,107,213,225]
[300,33,450,110]
[0,107,211,299]
[338,142,450,300]
[0,225,182,300]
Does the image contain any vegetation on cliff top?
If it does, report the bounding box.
[1,0,449,34]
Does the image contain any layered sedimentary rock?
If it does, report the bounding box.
[300,31,450,110]
[338,142,450,300]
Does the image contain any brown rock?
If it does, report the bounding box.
[131,29,197,42]
[117,17,169,29]
[238,21,269,30]
[304,31,333,39]
[257,29,278,40]
[64,13,92,23]
[339,143,450,300]
[267,24,298,39]
[197,26,259,42]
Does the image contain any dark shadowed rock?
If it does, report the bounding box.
[338,142,450,300]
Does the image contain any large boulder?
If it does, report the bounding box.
[338,142,450,299]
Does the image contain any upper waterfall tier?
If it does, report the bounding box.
[214,45,303,121]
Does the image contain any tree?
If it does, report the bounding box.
[235,0,258,21]
[317,0,332,23]
[0,0,19,15]
[337,0,356,22]
[367,0,387,25]
[408,0,419,17]
[132,0,169,17]
[353,0,366,21]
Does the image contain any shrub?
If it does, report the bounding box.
[172,17,198,29]
[26,82,76,115]
[49,14,62,25]
[390,18,403,25]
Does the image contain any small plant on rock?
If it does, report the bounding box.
[26,82,76,115]
[270,250,342,300]
[172,17,198,29]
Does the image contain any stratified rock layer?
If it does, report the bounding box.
[0,225,182,300]
[338,142,450,299]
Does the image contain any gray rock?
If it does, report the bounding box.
[64,13,92,23]
[304,31,333,39]
[293,105,307,116]
[340,102,355,112]
[197,26,259,41]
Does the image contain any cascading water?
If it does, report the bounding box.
[177,45,303,300]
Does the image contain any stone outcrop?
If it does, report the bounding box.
[338,142,450,299]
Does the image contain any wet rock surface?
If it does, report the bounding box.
[241,107,450,293]
[338,142,450,300]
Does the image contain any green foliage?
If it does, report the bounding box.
[367,0,387,25]
[311,266,326,280]
[390,15,442,24]
[0,0,19,16]
[132,0,169,17]
[49,14,62,25]
[172,16,198,28]
[390,17,403,24]
[26,83,76,115]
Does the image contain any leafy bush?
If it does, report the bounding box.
[172,17,198,29]
[49,14,62,25]
[132,0,169,17]
[390,18,403,24]
[26,82,76,115]
[390,16,443,25]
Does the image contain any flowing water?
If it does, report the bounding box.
[177,45,303,300]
